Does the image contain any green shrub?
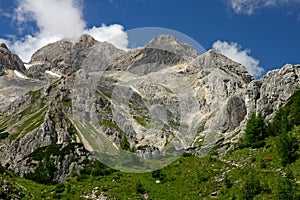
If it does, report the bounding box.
[55,183,65,194]
[268,89,300,136]
[182,152,193,157]
[0,132,9,140]
[243,113,267,148]
[151,169,166,182]
[0,162,6,174]
[26,157,57,184]
[223,175,233,188]
[240,173,261,200]
[276,133,299,166]
[80,160,116,177]
[120,136,130,150]
[133,115,150,127]
[136,180,147,194]
[274,176,295,200]
[62,100,72,107]
[151,169,162,178]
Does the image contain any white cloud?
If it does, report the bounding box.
[9,35,62,63]
[228,0,300,15]
[1,0,128,62]
[15,0,86,37]
[84,24,128,50]
[0,38,10,45]
[213,40,264,78]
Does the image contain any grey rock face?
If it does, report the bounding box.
[225,96,247,132]
[0,76,45,110]
[0,43,26,76]
[0,43,45,110]
[193,50,254,84]
[246,64,300,120]
[0,76,94,181]
[88,49,300,159]
[145,34,199,59]
[27,34,125,79]
[0,34,127,180]
[107,48,186,75]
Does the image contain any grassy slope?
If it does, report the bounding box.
[0,88,47,140]
[1,137,299,200]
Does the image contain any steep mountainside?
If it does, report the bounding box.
[0,34,299,180]
[0,43,44,109]
[0,43,26,76]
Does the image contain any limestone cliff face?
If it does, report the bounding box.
[0,34,299,180]
[251,64,300,120]
[27,34,125,79]
[0,36,124,181]
[0,43,44,109]
[0,43,26,76]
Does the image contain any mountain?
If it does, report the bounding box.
[27,34,124,79]
[145,34,199,59]
[0,43,26,76]
[0,34,299,181]
[0,43,45,109]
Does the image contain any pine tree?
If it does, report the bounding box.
[240,173,261,200]
[277,132,299,166]
[244,113,267,148]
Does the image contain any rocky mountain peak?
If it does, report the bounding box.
[78,34,97,46]
[146,34,177,44]
[145,34,199,59]
[27,34,124,79]
[0,43,9,50]
[29,34,99,64]
[0,43,42,110]
[251,64,300,120]
[0,43,26,76]
[193,49,254,83]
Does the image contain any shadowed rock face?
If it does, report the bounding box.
[0,43,26,76]
[0,43,44,109]
[0,34,300,179]
[225,96,247,132]
[145,34,199,59]
[107,48,186,74]
[255,64,300,120]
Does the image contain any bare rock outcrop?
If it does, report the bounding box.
[0,43,26,76]
[27,34,125,79]
[0,44,44,109]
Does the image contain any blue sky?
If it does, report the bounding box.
[0,0,299,78]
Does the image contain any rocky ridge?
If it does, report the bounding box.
[0,43,44,109]
[27,34,124,79]
[0,43,26,77]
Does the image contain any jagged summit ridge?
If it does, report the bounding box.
[0,43,44,110]
[145,34,199,59]
[0,43,26,76]
[27,34,125,79]
[193,49,254,83]
[0,43,9,50]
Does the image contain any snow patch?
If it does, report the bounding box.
[14,70,28,79]
[24,64,33,69]
[45,70,61,78]
[130,85,141,95]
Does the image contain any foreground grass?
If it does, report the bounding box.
[1,137,300,200]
